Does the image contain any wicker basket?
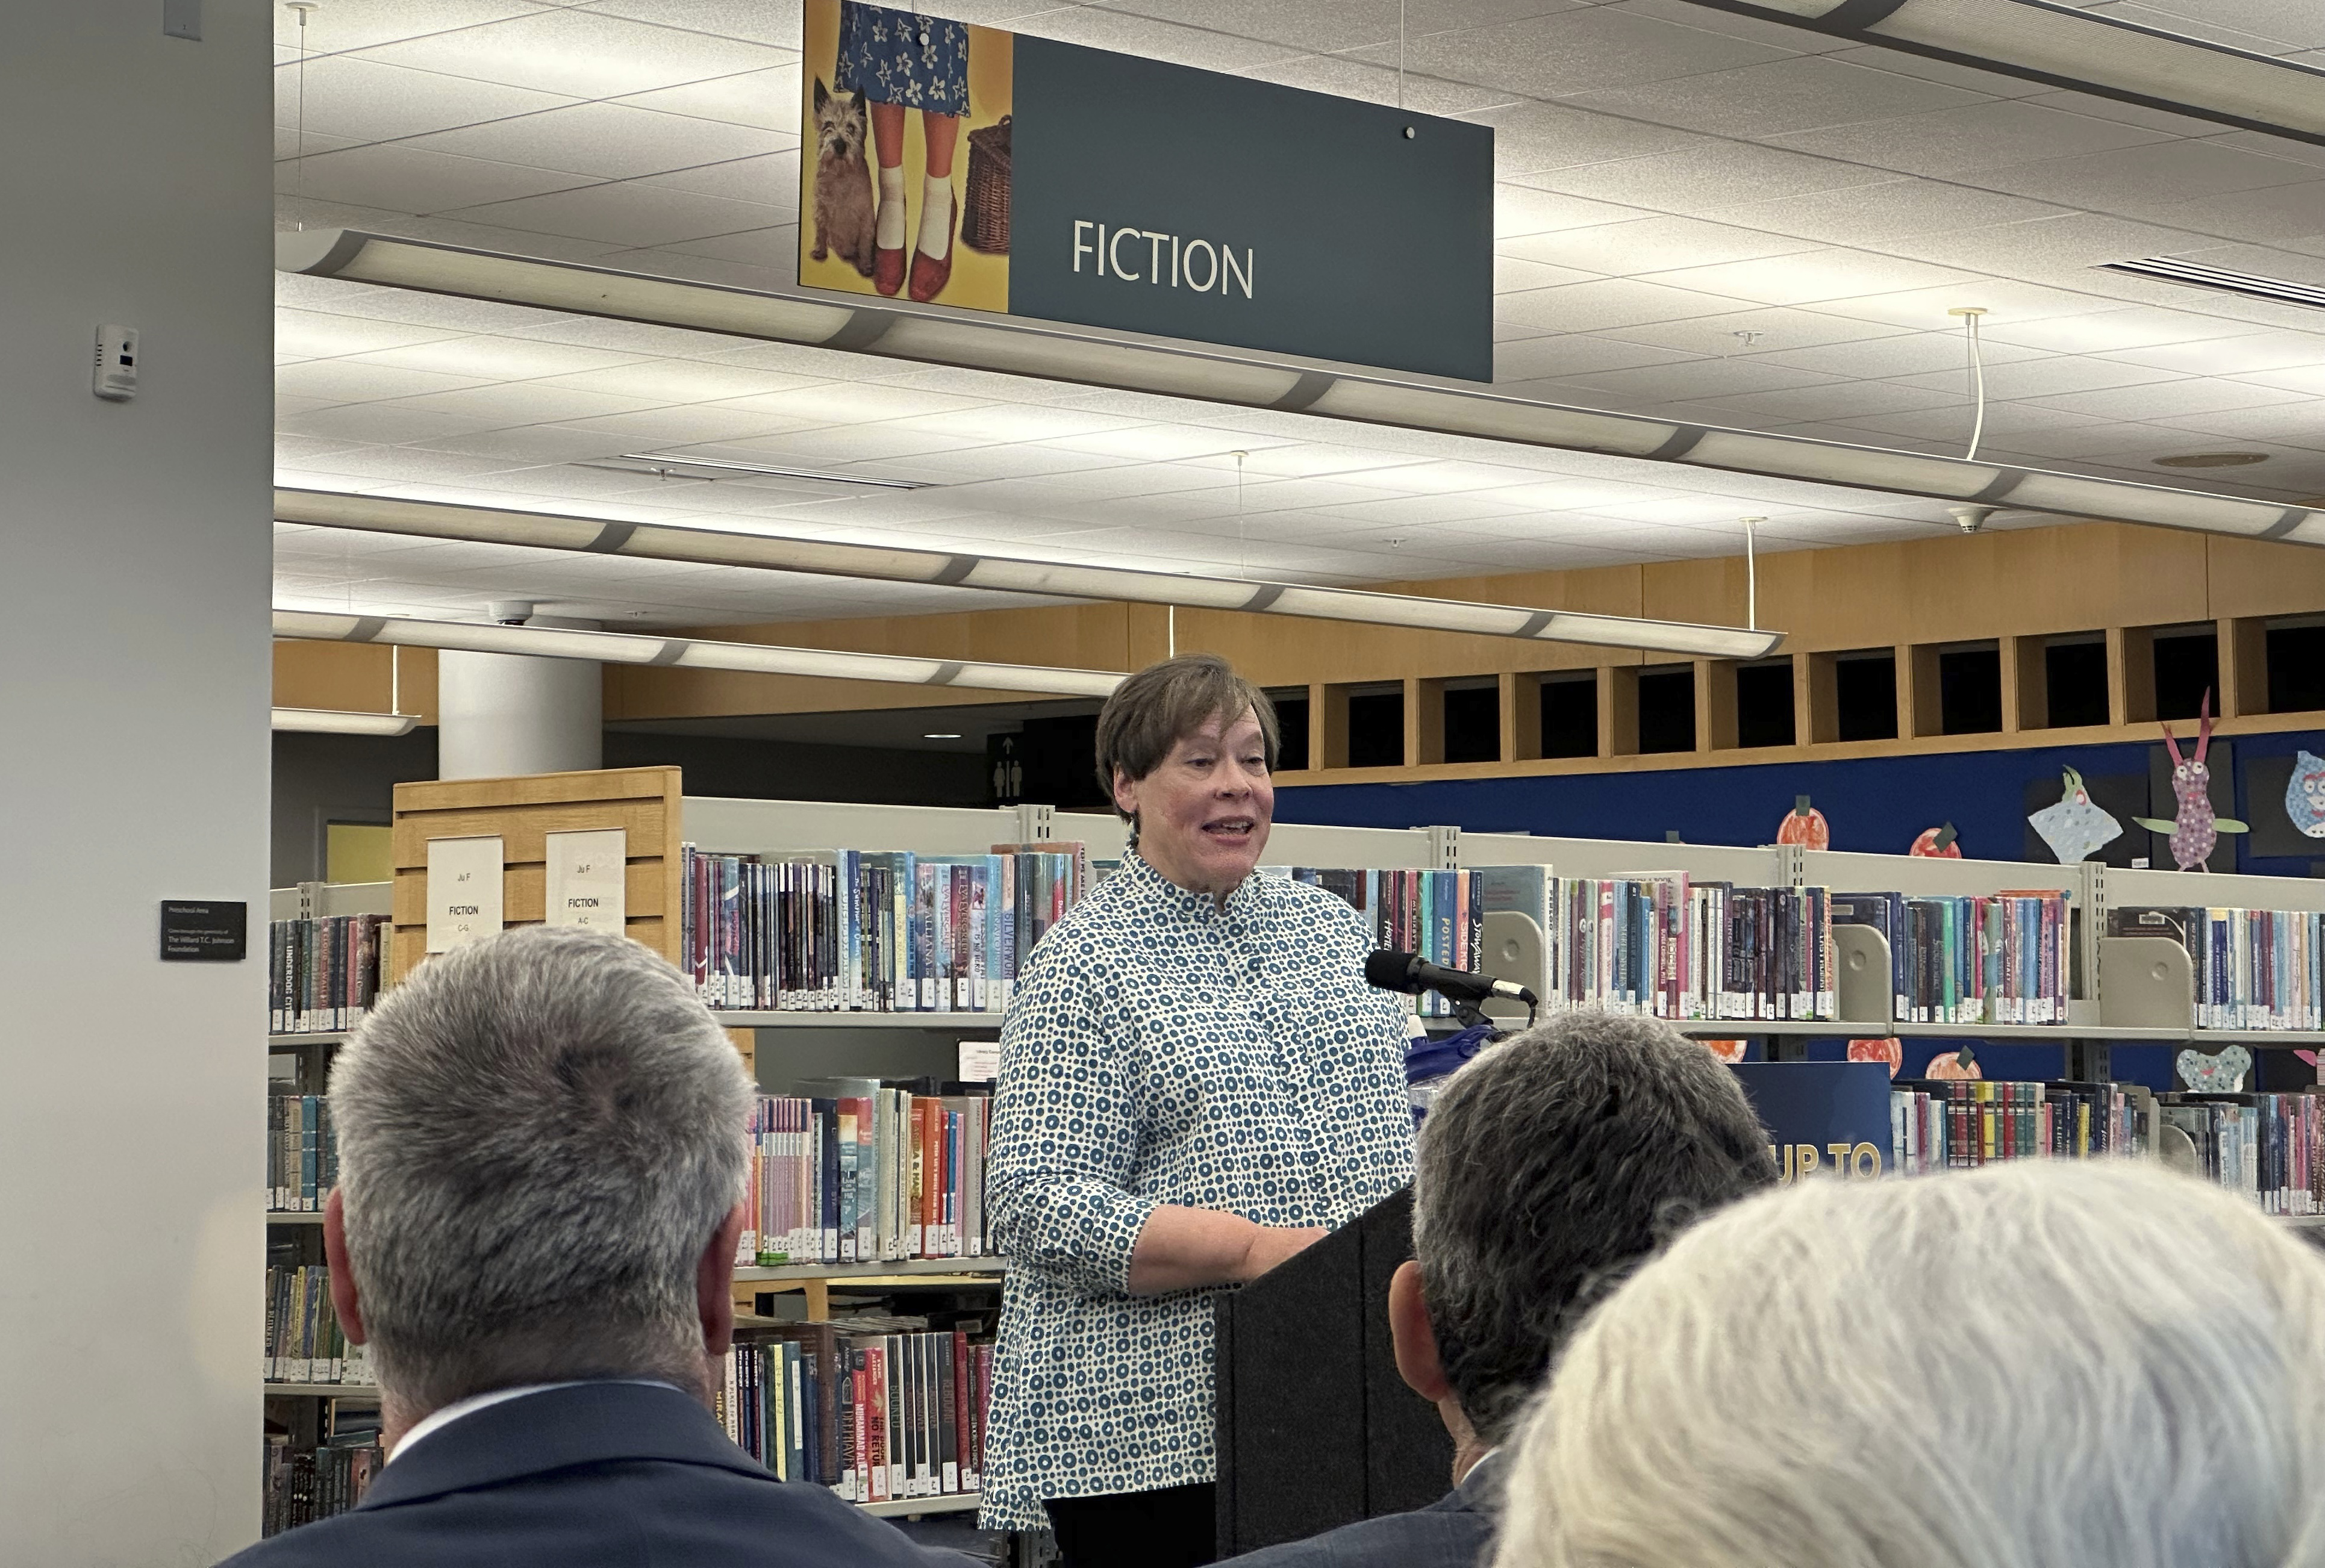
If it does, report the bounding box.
[961,115,1011,255]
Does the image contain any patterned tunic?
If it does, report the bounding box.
[978,851,1416,1531]
[834,2,970,115]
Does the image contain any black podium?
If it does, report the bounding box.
[1212,1186,1454,1557]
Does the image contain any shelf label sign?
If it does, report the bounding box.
[796,0,1493,381]
[160,900,247,962]
[425,835,504,953]
[546,829,626,932]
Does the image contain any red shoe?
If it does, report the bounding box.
[873,238,905,297]
[908,193,958,303]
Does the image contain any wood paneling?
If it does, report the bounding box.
[273,641,438,722]
[387,766,684,986]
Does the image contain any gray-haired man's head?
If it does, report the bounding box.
[1411,1012,1776,1443]
[328,924,752,1415]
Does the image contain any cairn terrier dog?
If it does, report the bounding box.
[810,78,876,278]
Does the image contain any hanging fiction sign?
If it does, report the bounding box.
[797,0,1494,381]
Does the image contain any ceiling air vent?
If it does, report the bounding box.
[2098,257,2325,312]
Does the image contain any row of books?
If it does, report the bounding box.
[264,1263,368,1385]
[260,1406,380,1538]
[2112,906,2325,1031]
[719,1318,991,1504]
[1270,867,1488,1019]
[2156,1092,2324,1214]
[267,1092,337,1213]
[680,843,1090,1012]
[1468,866,1839,1022]
[269,913,386,1034]
[743,1084,993,1266]
[1889,1078,2148,1175]
[1835,890,2072,1025]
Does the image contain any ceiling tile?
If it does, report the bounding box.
[276,309,472,359]
[1603,305,1914,354]
[440,181,787,246]
[2099,331,2325,376]
[1403,6,1794,98]
[1749,330,2046,378]
[2131,181,2325,245]
[1640,248,1980,306]
[352,8,793,97]
[1010,7,1305,72]
[2022,378,2313,421]
[1493,333,1711,380]
[1561,51,1990,138]
[275,359,496,403]
[1980,306,2274,354]
[1764,99,2172,179]
[354,336,653,380]
[1979,139,2323,210]
[1494,184,1655,240]
[273,56,580,143]
[1496,276,1758,331]
[1562,356,1843,400]
[1465,98,1710,179]
[1682,379,1968,423]
[278,144,592,214]
[1242,51,1523,116]
[1696,178,2071,244]
[611,67,804,132]
[273,0,551,54]
[1518,139,1894,212]
[1511,214,1821,275]
[577,0,808,49]
[402,101,791,181]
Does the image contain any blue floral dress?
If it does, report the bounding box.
[834,2,970,116]
[977,851,1417,1531]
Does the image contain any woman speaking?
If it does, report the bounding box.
[979,655,1417,1567]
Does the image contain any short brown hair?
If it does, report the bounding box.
[1093,653,1279,822]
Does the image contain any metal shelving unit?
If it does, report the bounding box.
[714,1012,1003,1030]
[263,1382,376,1399]
[736,1257,1006,1283]
[861,1493,981,1519]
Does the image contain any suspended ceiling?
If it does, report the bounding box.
[270,0,2325,629]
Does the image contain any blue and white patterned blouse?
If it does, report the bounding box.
[978,850,1416,1531]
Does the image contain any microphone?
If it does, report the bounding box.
[1365,949,1537,1007]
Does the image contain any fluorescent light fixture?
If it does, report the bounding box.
[272,609,1128,698]
[273,489,1788,659]
[924,732,965,739]
[602,453,935,489]
[275,231,2324,553]
[1671,0,2325,145]
[272,706,419,736]
[2099,257,2325,312]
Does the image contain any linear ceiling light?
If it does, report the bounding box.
[273,489,1787,659]
[271,609,1127,697]
[2099,257,2325,312]
[271,706,420,736]
[276,231,2325,550]
[1673,0,2325,145]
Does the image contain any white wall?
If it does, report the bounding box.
[0,3,271,1560]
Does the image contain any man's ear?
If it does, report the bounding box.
[1111,767,1140,823]
[1388,1258,1452,1404]
[698,1201,747,1358]
[323,1186,366,1346]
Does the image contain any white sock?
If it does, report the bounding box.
[876,166,905,250]
[917,173,952,261]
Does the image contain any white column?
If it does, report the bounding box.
[437,611,605,779]
[0,7,270,1561]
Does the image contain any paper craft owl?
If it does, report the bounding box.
[2029,767,2123,864]
[2289,750,2325,839]
[2132,690,2248,871]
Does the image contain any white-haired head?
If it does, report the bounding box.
[1493,1160,2325,1568]
[329,924,751,1414]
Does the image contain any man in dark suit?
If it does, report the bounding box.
[1215,1013,1778,1568]
[220,926,967,1567]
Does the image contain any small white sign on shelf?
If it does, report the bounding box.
[546,829,626,932]
[425,835,504,953]
[958,1040,1000,1084]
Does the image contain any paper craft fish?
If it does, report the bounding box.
[2029,767,2123,864]
[2132,690,2247,871]
[2177,1044,2251,1094]
[2289,750,2325,839]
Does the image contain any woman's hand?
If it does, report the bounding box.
[1125,1207,1331,1296]
[1235,1224,1328,1282]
